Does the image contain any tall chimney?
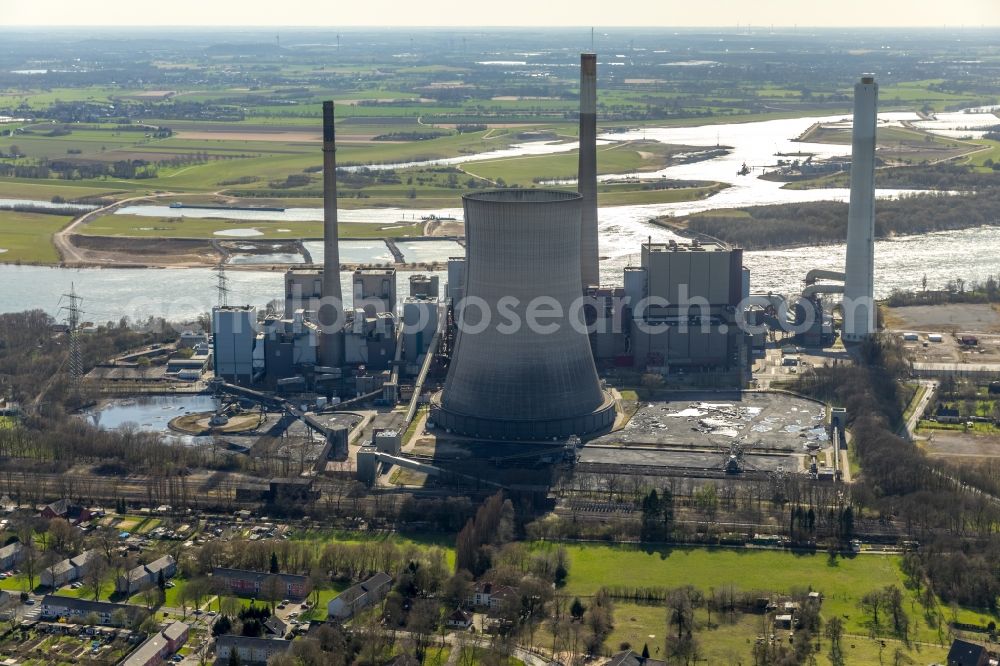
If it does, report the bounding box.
[578,53,599,290]
[320,101,344,366]
[842,75,878,342]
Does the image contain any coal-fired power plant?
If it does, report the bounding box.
[842,75,878,342]
[320,100,345,366]
[578,53,600,290]
[432,190,616,441]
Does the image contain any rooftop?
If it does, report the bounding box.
[463,188,580,204]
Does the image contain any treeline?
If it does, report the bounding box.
[372,131,451,141]
[886,274,1000,307]
[798,163,1000,190]
[0,158,158,180]
[0,310,174,408]
[685,190,1000,249]
[0,203,93,216]
[796,336,1000,609]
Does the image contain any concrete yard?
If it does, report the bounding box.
[921,430,1000,460]
[885,303,1000,332]
[579,444,794,472]
[591,391,828,452]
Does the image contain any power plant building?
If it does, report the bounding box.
[626,241,749,383]
[212,305,260,384]
[283,268,323,318]
[353,268,397,316]
[432,189,616,441]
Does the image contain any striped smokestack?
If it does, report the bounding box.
[578,52,599,290]
[320,101,344,366]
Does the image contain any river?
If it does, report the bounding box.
[2,109,998,318]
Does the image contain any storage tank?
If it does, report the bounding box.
[433,189,615,441]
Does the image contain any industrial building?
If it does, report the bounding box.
[432,189,616,441]
[283,267,324,318]
[353,267,396,315]
[619,240,751,384]
[212,305,260,384]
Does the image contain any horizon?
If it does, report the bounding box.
[5,0,1000,28]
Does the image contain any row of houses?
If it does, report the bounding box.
[327,572,392,620]
[40,595,145,627]
[0,542,23,570]
[116,555,177,595]
[42,549,98,588]
[211,567,311,601]
[216,635,292,665]
[120,620,189,666]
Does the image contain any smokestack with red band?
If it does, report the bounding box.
[578,53,599,290]
[320,101,344,366]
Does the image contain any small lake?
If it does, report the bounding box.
[84,395,220,444]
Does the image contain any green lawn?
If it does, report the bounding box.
[80,213,424,240]
[53,580,115,601]
[551,543,994,643]
[603,604,948,665]
[0,179,131,201]
[464,140,678,187]
[0,210,73,263]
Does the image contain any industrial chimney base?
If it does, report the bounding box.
[429,391,616,442]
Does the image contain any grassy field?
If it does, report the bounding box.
[603,603,949,665]
[0,210,73,262]
[549,543,995,643]
[80,214,424,240]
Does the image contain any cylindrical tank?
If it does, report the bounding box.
[433,189,615,441]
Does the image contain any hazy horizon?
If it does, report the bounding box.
[6,0,1000,28]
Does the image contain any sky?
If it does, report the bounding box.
[5,0,1000,27]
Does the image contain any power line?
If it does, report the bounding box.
[215,263,230,308]
[59,282,84,385]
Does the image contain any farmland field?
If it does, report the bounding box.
[0,211,73,262]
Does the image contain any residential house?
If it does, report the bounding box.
[40,595,144,627]
[211,567,310,601]
[42,549,98,588]
[263,615,288,637]
[0,542,23,570]
[326,572,392,620]
[608,650,667,666]
[41,559,76,589]
[947,639,990,666]
[445,608,472,629]
[40,499,95,523]
[215,635,292,665]
[120,620,189,666]
[116,554,177,595]
[466,582,518,611]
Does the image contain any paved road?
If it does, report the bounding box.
[53,192,176,265]
[900,380,937,441]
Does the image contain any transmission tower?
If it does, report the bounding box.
[215,264,230,308]
[60,283,84,384]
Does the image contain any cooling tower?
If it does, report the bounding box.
[432,189,616,441]
[842,76,878,342]
[319,101,345,366]
[578,53,600,290]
